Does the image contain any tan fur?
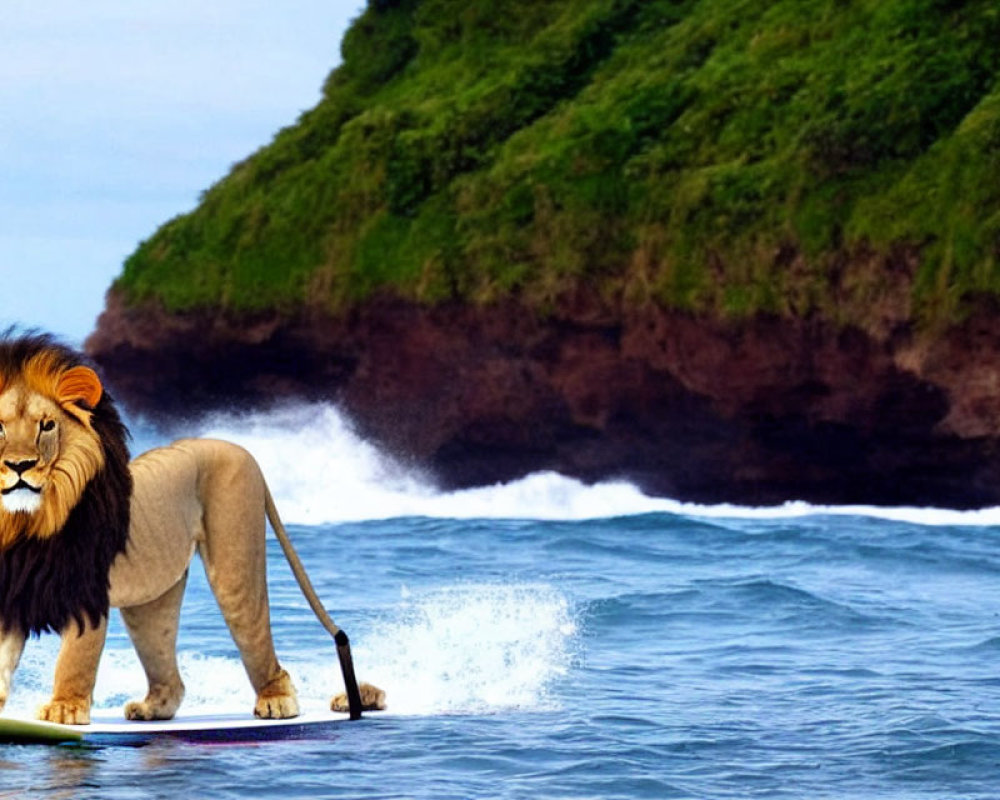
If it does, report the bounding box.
[0,421,385,725]
[0,363,105,546]
[39,619,107,724]
[331,682,387,714]
[78,438,292,721]
[106,439,383,722]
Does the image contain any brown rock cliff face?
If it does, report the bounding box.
[86,289,1000,507]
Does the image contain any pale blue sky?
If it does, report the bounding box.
[0,1,365,345]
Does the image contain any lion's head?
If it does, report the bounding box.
[0,349,107,541]
[0,333,132,634]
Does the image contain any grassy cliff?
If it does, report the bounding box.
[114,0,1000,327]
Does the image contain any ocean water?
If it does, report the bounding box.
[4,403,1000,799]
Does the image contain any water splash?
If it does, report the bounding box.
[346,583,578,715]
[187,402,670,523]
[178,402,1000,527]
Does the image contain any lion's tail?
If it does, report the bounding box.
[263,485,364,720]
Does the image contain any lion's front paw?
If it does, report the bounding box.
[331,681,387,713]
[254,669,299,719]
[38,698,91,725]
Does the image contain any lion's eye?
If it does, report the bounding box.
[40,419,56,433]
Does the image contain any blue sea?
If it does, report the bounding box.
[4,403,1000,799]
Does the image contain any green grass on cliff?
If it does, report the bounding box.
[116,0,1000,326]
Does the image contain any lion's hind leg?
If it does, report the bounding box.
[195,461,299,719]
[254,668,298,719]
[120,573,187,721]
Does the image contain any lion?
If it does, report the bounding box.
[0,333,385,724]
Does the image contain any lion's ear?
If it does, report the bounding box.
[57,366,103,409]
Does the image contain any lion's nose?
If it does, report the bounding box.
[4,459,38,475]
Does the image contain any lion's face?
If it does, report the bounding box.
[0,355,105,545]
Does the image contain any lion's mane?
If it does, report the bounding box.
[0,333,132,635]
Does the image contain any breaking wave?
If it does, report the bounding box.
[166,402,1000,527]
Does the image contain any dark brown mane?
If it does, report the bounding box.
[0,332,132,635]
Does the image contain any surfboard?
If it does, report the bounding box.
[0,709,351,747]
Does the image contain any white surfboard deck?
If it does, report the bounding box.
[0,708,352,746]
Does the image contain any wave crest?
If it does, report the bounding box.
[165,402,1000,526]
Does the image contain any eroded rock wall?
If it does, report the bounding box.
[86,289,1000,507]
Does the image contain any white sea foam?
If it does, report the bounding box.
[343,583,577,715]
[172,402,1000,527]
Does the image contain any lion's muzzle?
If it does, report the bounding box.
[1,482,42,514]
